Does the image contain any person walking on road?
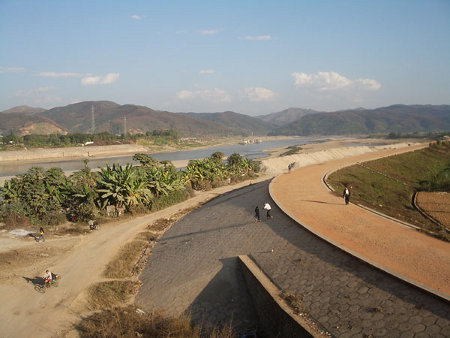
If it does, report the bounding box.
[254,206,261,222]
[264,202,273,220]
[343,186,350,205]
[38,227,45,242]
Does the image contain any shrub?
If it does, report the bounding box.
[150,189,190,211]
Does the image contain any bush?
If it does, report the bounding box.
[150,189,190,211]
[0,202,32,229]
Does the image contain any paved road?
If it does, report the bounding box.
[137,180,450,337]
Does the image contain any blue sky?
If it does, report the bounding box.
[1,0,449,115]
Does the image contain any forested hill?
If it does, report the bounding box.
[271,105,450,136]
[257,107,322,126]
[37,101,252,137]
[183,111,275,135]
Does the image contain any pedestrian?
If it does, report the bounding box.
[264,202,273,219]
[288,162,295,172]
[254,206,260,222]
[343,186,350,205]
[38,227,45,242]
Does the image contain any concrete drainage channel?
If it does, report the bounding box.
[238,255,328,337]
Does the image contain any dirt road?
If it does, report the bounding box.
[0,177,268,338]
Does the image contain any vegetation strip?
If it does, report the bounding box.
[0,151,260,233]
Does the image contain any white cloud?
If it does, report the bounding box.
[244,87,276,102]
[131,15,144,20]
[176,88,231,103]
[101,73,120,84]
[81,76,102,85]
[244,35,271,41]
[199,28,223,35]
[81,73,120,86]
[199,70,215,74]
[0,66,26,73]
[292,71,381,91]
[35,72,84,78]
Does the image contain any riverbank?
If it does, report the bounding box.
[0,135,298,163]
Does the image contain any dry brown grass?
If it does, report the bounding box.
[147,217,173,232]
[88,281,136,310]
[0,242,72,270]
[77,305,235,338]
[103,240,148,279]
[280,291,306,315]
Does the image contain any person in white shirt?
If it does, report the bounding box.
[343,186,350,205]
[44,269,52,287]
[263,202,273,220]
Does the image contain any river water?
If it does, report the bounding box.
[0,137,323,177]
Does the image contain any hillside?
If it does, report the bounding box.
[38,101,237,137]
[272,105,450,136]
[257,107,322,126]
[183,111,275,136]
[1,105,47,114]
[0,112,66,136]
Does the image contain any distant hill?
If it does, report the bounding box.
[3,102,449,138]
[0,112,66,136]
[2,105,47,114]
[257,107,322,126]
[272,105,450,136]
[183,111,275,136]
[37,101,249,136]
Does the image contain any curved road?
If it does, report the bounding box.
[137,179,450,336]
[271,144,450,297]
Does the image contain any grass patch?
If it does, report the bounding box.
[103,240,148,279]
[77,305,235,338]
[78,306,199,338]
[281,145,303,156]
[280,291,306,315]
[88,281,136,310]
[327,141,450,239]
[150,189,191,212]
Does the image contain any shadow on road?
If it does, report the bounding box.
[185,257,259,335]
[23,276,44,286]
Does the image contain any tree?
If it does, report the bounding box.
[133,153,160,167]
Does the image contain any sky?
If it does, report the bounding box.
[1,0,449,115]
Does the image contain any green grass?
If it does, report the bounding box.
[281,145,303,156]
[327,141,450,240]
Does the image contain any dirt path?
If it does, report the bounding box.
[271,143,450,297]
[0,177,268,338]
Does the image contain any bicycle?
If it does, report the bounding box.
[34,274,60,293]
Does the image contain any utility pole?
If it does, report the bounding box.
[123,116,127,136]
[91,105,95,134]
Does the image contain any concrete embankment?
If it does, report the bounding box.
[0,144,148,162]
[261,142,418,176]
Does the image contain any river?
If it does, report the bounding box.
[0,137,322,177]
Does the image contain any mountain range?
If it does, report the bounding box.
[1,101,449,137]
